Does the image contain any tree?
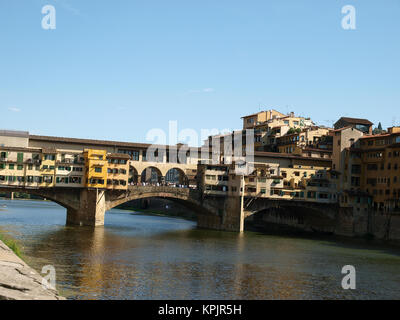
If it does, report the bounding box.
[372,122,383,135]
[287,127,301,135]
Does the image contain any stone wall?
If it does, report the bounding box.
[248,205,400,242]
[0,240,65,300]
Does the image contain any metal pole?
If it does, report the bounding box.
[240,174,245,233]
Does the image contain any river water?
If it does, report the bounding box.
[0,199,399,300]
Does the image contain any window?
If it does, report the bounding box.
[69,177,82,184]
[43,176,53,183]
[94,167,102,173]
[44,154,55,161]
[17,153,23,163]
[351,165,361,174]
[17,165,23,170]
[9,164,14,170]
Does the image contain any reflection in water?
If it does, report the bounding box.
[0,199,399,300]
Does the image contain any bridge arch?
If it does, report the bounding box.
[140,166,163,184]
[0,187,81,213]
[165,167,188,186]
[105,186,215,219]
[244,201,338,234]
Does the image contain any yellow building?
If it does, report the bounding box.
[106,153,130,190]
[84,149,108,189]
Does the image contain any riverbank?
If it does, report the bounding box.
[0,239,65,300]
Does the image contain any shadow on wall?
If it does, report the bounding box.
[245,206,336,235]
[116,197,197,220]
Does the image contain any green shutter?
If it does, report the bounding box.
[17,153,23,163]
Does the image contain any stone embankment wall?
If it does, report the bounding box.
[336,209,400,241]
[250,206,400,242]
[0,240,65,300]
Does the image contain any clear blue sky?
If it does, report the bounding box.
[1,0,399,145]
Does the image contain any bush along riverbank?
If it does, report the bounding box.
[0,233,23,260]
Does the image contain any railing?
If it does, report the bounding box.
[127,185,193,197]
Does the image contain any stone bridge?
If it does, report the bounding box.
[0,186,343,233]
[0,186,243,232]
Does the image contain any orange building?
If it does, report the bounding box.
[84,149,108,189]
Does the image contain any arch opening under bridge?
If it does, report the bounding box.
[244,201,338,234]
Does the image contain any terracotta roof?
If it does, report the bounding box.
[241,109,285,119]
[29,134,202,152]
[360,133,397,139]
[0,130,29,138]
[0,146,41,153]
[331,125,354,132]
[42,148,57,154]
[335,117,373,126]
[107,153,131,159]
[30,134,152,149]
[302,147,332,153]
[254,151,332,162]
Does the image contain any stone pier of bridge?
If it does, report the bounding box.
[66,189,106,227]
